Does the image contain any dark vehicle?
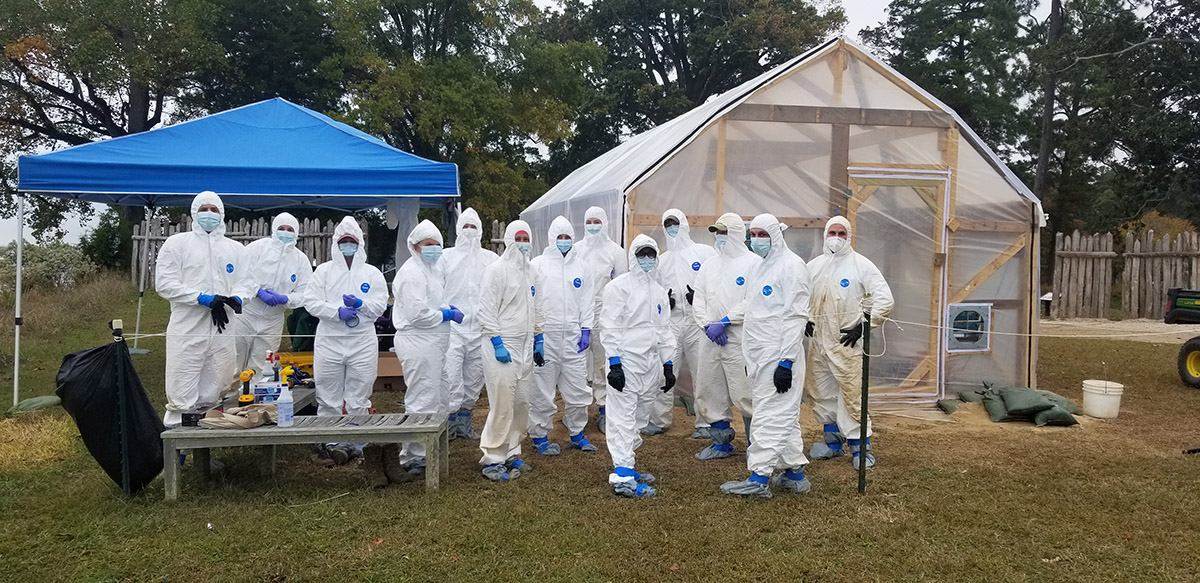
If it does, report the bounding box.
[1165,288,1200,387]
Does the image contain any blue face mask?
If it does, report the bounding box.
[750,237,771,258]
[714,234,728,249]
[276,230,296,244]
[516,242,531,255]
[585,224,602,235]
[339,242,358,257]
[195,211,221,233]
[421,244,443,264]
[557,239,573,254]
[637,257,656,272]
[665,225,680,238]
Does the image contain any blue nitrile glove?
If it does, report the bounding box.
[533,333,546,367]
[491,336,511,363]
[442,305,464,324]
[577,328,591,353]
[342,294,362,309]
[338,307,358,321]
[198,293,215,307]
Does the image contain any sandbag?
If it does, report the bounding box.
[957,391,984,403]
[999,387,1054,416]
[1037,390,1082,415]
[5,395,61,415]
[937,399,960,414]
[983,392,1030,423]
[56,341,165,494]
[1034,405,1079,427]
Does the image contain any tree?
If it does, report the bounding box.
[542,0,846,183]
[861,0,1037,153]
[0,0,223,239]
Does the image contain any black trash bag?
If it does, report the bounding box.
[56,341,165,494]
[286,307,319,352]
[375,304,396,352]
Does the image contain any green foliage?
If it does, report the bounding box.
[78,206,131,271]
[0,240,97,298]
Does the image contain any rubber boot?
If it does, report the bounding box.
[361,445,389,488]
[382,444,413,484]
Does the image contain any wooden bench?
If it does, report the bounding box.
[161,413,448,500]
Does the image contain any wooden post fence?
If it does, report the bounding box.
[131,217,355,285]
[1051,230,1115,319]
[1120,230,1200,319]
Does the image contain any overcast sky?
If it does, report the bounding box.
[0,0,949,246]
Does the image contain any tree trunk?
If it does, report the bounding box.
[1033,0,1063,199]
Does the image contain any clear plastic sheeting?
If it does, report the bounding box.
[523,36,1042,404]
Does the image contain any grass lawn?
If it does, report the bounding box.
[3,274,1200,582]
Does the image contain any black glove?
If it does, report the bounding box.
[685,285,695,305]
[209,296,230,333]
[839,314,869,347]
[607,363,625,392]
[223,295,243,315]
[774,363,792,394]
[661,363,676,393]
[533,352,545,367]
[668,289,676,310]
[805,321,815,337]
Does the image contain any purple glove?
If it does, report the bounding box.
[338,306,358,321]
[577,328,591,353]
[343,294,362,308]
[257,288,287,307]
[714,331,728,346]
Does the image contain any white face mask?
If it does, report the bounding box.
[714,234,728,249]
[825,237,848,254]
[461,225,481,240]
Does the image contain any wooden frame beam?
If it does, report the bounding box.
[628,214,827,229]
[729,103,955,128]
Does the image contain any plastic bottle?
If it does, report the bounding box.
[276,386,294,428]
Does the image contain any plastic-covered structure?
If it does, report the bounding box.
[522,37,1044,404]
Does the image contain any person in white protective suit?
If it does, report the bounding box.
[645,209,716,436]
[805,216,894,470]
[441,208,500,441]
[692,213,760,460]
[572,206,628,434]
[477,221,539,481]
[392,219,464,475]
[156,191,250,426]
[528,216,598,455]
[232,212,313,377]
[720,213,813,498]
[302,217,390,482]
[600,235,677,498]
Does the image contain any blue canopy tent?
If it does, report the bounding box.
[11,98,460,405]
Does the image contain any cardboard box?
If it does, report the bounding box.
[374,351,405,393]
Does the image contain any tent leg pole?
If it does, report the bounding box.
[131,206,152,354]
[858,320,870,495]
[13,193,24,408]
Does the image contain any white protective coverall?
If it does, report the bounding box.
[233,212,313,376]
[442,209,500,431]
[692,213,759,443]
[392,219,453,466]
[600,235,676,486]
[529,217,596,442]
[733,214,812,477]
[806,216,894,454]
[156,191,249,425]
[477,221,540,466]
[572,207,627,415]
[303,217,387,419]
[649,209,716,431]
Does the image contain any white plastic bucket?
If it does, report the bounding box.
[1081,380,1124,418]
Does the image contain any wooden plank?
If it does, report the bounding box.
[847,162,950,171]
[1121,232,1131,320]
[1052,232,1064,320]
[1082,233,1094,317]
[627,214,827,229]
[949,234,1028,305]
[1131,235,1142,318]
[954,219,1029,233]
[728,103,955,128]
[1070,230,1082,318]
[841,42,946,110]
[830,123,850,216]
[714,118,727,214]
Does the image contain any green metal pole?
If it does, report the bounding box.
[858,318,870,495]
[115,330,132,496]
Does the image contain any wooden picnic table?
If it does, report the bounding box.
[161,413,448,500]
